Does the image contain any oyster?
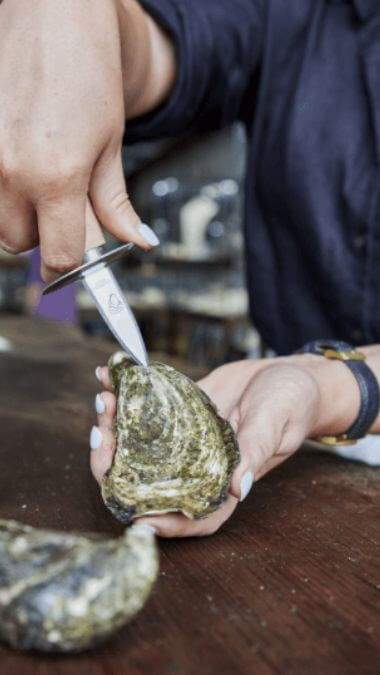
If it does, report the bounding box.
[0,519,158,652]
[101,352,240,524]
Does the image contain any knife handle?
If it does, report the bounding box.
[84,202,106,252]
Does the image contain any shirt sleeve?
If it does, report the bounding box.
[124,0,263,142]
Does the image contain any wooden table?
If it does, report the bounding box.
[0,317,379,674]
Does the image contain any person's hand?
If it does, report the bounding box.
[91,354,355,538]
[0,0,156,282]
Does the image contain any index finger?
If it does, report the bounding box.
[37,192,86,283]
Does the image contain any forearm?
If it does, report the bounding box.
[116,0,176,120]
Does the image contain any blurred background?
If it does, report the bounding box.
[0,123,264,371]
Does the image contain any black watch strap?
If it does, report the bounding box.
[297,339,380,445]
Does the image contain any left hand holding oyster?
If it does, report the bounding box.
[92,353,240,537]
[92,352,340,537]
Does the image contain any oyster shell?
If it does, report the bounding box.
[101,352,240,524]
[0,520,158,652]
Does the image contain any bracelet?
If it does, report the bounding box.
[296,339,380,446]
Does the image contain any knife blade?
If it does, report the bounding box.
[42,214,149,367]
[83,263,148,367]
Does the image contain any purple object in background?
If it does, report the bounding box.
[28,248,77,323]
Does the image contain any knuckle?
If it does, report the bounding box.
[0,233,37,255]
[103,391,116,410]
[43,253,80,276]
[0,240,23,255]
[248,439,270,466]
[98,189,130,218]
[35,159,88,196]
[109,190,131,214]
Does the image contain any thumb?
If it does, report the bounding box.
[90,149,159,249]
[228,406,286,502]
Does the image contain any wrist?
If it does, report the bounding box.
[289,353,362,439]
[117,0,176,120]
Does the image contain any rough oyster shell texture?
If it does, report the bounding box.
[101,352,240,524]
[0,520,158,652]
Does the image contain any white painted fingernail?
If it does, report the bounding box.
[139,223,160,247]
[131,523,157,536]
[95,394,105,415]
[90,426,102,451]
[240,471,254,502]
[95,367,102,382]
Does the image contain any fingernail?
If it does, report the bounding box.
[95,367,102,382]
[95,394,105,415]
[90,426,102,451]
[139,223,160,247]
[131,523,157,536]
[239,471,254,502]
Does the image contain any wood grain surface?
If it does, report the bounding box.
[0,317,379,675]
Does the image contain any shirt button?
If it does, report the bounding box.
[351,329,363,342]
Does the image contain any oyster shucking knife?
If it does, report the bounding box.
[42,217,149,367]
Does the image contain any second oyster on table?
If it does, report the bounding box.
[101,352,240,524]
[0,520,158,652]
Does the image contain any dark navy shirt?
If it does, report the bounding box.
[126,0,380,354]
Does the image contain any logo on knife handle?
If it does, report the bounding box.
[108,293,123,315]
